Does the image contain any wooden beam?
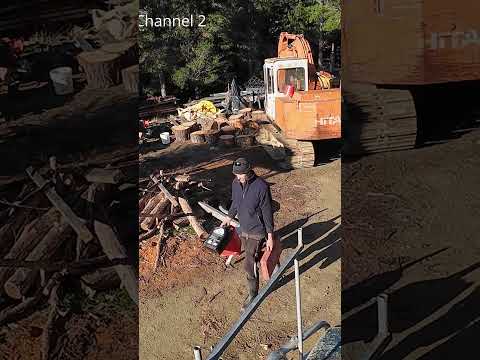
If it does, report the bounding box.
[178,197,207,238]
[26,167,93,243]
[150,175,179,207]
[198,201,240,227]
[93,220,138,305]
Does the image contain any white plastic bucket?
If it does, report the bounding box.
[160,132,171,144]
[49,67,74,95]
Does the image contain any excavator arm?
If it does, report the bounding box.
[277,32,333,89]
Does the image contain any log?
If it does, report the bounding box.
[0,193,47,258]
[122,74,140,97]
[197,201,240,227]
[26,167,93,243]
[140,198,169,231]
[228,116,245,130]
[251,110,267,121]
[236,134,255,148]
[174,174,191,183]
[171,125,191,142]
[153,222,165,272]
[219,134,235,147]
[141,193,164,217]
[220,126,236,136]
[204,129,220,146]
[77,50,123,89]
[139,228,158,242]
[41,283,63,360]
[139,196,148,213]
[93,221,138,305]
[197,116,218,131]
[121,65,139,93]
[0,208,60,287]
[190,130,206,144]
[239,108,252,119]
[4,217,74,300]
[215,116,228,128]
[150,175,179,207]
[172,216,189,230]
[229,114,245,121]
[182,120,198,129]
[81,267,120,292]
[85,168,124,184]
[178,197,207,238]
[101,40,136,64]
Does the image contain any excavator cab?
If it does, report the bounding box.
[263,58,309,120]
[256,33,341,169]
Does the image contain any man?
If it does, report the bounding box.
[221,157,275,312]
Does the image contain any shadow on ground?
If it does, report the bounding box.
[342,258,480,359]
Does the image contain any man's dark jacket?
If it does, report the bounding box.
[227,173,274,236]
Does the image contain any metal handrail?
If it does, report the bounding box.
[195,228,305,360]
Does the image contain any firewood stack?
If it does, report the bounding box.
[139,171,214,271]
[0,153,138,341]
[166,106,260,148]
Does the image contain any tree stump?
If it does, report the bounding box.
[215,117,228,128]
[197,116,218,131]
[77,50,123,89]
[220,126,236,136]
[228,119,245,130]
[204,129,220,145]
[182,120,199,130]
[220,134,235,147]
[236,134,255,148]
[121,65,139,93]
[190,130,206,144]
[229,114,245,121]
[101,41,136,68]
[172,125,191,142]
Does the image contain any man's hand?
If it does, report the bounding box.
[220,217,232,228]
[266,233,274,251]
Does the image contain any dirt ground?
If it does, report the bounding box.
[342,122,480,358]
[139,141,341,359]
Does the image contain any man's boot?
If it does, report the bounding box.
[241,276,259,313]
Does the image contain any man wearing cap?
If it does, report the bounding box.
[221,157,275,312]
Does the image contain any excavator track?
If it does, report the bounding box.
[256,123,316,169]
[343,84,417,155]
[284,139,316,169]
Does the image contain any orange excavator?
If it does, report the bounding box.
[256,32,341,168]
[341,0,480,154]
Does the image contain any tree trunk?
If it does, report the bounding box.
[159,71,167,97]
[318,32,324,70]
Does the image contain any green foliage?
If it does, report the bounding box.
[139,0,341,99]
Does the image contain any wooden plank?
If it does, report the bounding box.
[197,201,240,227]
[93,221,138,305]
[178,197,207,238]
[26,167,93,243]
[150,175,179,207]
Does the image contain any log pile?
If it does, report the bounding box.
[0,153,138,339]
[139,171,214,272]
[163,106,261,148]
